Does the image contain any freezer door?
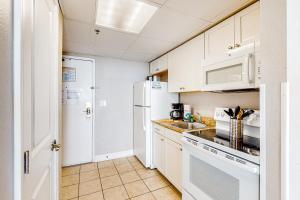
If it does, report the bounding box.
[133,106,151,167]
[134,81,151,106]
[150,82,178,120]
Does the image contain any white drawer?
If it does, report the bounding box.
[153,123,165,136]
[165,128,182,145]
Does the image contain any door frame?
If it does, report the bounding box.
[62,55,96,163]
[13,0,61,199]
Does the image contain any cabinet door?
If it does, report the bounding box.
[168,44,186,92]
[150,59,159,74]
[165,139,182,191]
[168,34,205,92]
[154,132,165,173]
[205,17,235,60]
[182,34,204,91]
[234,2,260,47]
[150,54,168,75]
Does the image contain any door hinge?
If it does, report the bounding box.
[24,151,30,174]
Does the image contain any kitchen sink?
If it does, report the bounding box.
[170,122,206,130]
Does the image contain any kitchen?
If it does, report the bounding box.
[3,0,296,200]
[60,1,261,199]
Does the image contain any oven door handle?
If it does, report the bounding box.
[182,138,260,175]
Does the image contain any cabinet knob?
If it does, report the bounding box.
[228,45,234,50]
[234,44,241,48]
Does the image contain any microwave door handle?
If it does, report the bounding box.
[247,54,254,83]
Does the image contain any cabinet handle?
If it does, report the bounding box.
[234,44,241,48]
[180,148,182,151]
[161,138,164,141]
[155,68,159,71]
[228,45,234,50]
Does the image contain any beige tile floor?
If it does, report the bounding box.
[60,156,182,200]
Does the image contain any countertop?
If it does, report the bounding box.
[152,118,216,133]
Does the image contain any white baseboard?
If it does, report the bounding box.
[93,149,134,162]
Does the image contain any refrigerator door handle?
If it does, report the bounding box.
[142,107,146,132]
[143,83,146,106]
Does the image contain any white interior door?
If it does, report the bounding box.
[22,0,60,199]
[62,56,94,166]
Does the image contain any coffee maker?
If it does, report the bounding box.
[170,103,184,120]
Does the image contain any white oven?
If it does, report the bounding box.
[202,43,258,91]
[182,137,260,200]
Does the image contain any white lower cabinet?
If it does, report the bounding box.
[153,124,182,192]
[165,138,182,192]
[154,132,165,174]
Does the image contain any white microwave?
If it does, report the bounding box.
[201,43,259,91]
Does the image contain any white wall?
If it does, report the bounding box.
[260,0,286,199]
[0,0,13,199]
[94,57,148,158]
[286,0,300,199]
[181,91,259,117]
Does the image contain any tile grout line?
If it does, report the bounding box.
[127,157,160,200]
[97,162,105,200]
[62,156,179,200]
[115,158,131,199]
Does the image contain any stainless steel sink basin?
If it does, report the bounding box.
[170,122,206,130]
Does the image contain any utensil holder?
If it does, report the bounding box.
[230,119,243,139]
[229,119,243,149]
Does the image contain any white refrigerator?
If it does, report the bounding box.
[133,81,178,168]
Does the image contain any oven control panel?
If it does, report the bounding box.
[183,137,260,174]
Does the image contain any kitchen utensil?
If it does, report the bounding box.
[237,109,244,120]
[224,110,233,118]
[229,108,234,117]
[241,110,254,119]
[234,106,240,119]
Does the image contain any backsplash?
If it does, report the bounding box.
[181,91,260,118]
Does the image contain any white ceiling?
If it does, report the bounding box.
[60,0,253,62]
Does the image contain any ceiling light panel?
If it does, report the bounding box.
[96,0,158,34]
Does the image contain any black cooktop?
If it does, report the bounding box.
[187,129,260,156]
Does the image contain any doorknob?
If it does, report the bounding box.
[83,107,91,115]
[51,140,61,151]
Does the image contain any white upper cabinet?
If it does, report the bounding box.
[168,34,205,92]
[150,54,168,75]
[205,17,235,61]
[205,2,260,61]
[235,2,260,47]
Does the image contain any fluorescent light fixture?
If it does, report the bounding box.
[96,0,158,34]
